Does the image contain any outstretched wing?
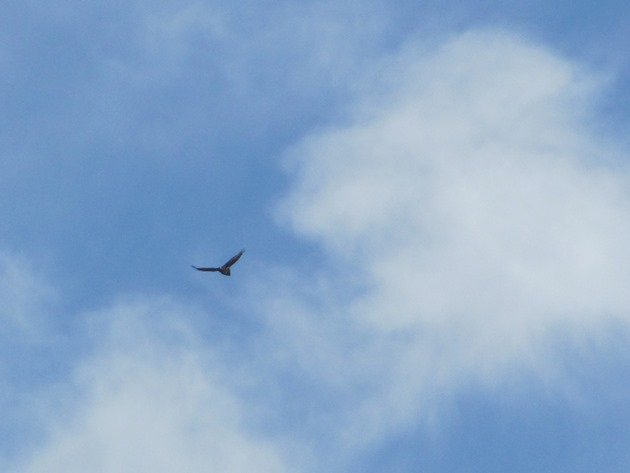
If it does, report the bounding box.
[222,249,245,269]
[191,265,220,272]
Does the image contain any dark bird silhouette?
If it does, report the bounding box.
[192,249,245,276]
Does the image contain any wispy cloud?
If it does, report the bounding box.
[0,251,56,340]
[11,296,294,473]
[273,28,630,450]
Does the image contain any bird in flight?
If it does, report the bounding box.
[192,249,245,276]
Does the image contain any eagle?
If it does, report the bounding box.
[192,249,245,276]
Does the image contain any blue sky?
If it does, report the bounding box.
[1,1,629,472]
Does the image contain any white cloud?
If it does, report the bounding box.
[11,297,293,473]
[275,29,630,446]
